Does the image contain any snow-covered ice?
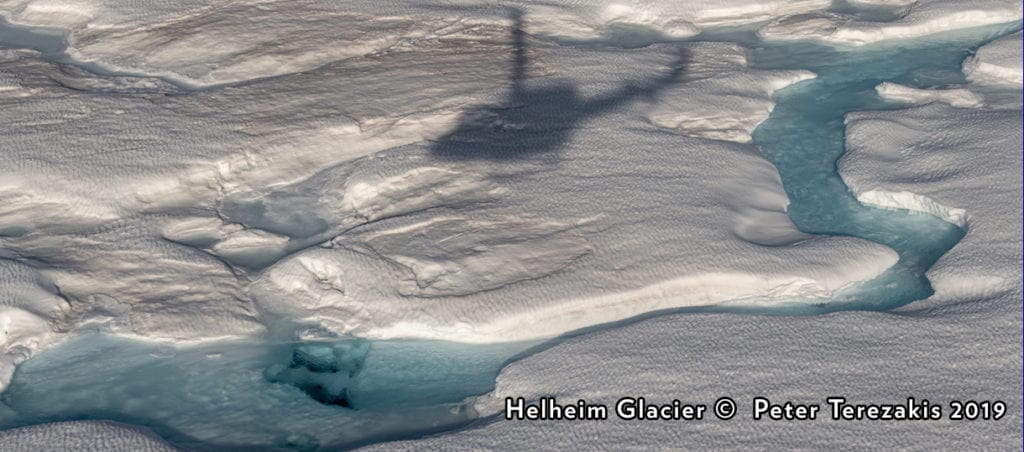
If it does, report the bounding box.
[0,20,900,354]
[874,82,984,109]
[0,0,1020,449]
[0,0,835,87]
[0,421,174,451]
[964,30,1024,85]
[759,0,1023,45]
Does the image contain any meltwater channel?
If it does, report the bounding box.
[746,23,1020,313]
[0,16,1019,451]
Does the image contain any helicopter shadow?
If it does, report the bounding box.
[429,8,690,161]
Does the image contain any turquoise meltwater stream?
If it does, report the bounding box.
[748,23,1020,312]
[0,17,1019,452]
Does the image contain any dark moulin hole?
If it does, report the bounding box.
[300,383,351,407]
[265,341,369,408]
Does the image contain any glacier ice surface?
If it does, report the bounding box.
[0,0,1020,449]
